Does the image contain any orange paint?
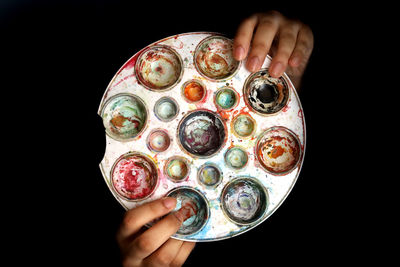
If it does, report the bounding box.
[184,81,205,102]
[270,145,285,158]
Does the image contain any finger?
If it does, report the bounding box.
[170,241,196,267]
[288,25,314,68]
[233,14,258,61]
[127,208,185,260]
[246,13,281,72]
[117,197,177,244]
[269,21,301,78]
[143,238,183,266]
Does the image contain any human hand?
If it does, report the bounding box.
[233,10,314,88]
[116,197,196,267]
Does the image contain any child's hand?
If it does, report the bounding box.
[233,10,314,88]
[116,197,196,267]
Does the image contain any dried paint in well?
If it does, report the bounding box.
[178,110,226,157]
[136,45,183,91]
[111,152,158,201]
[167,187,209,235]
[147,129,170,152]
[198,163,222,187]
[101,94,147,141]
[225,147,248,169]
[194,36,240,80]
[256,127,301,174]
[232,114,256,138]
[182,80,206,103]
[215,87,237,110]
[165,156,190,182]
[154,97,179,122]
[244,69,289,115]
[221,177,267,225]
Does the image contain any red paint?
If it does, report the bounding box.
[112,155,156,200]
[180,199,198,221]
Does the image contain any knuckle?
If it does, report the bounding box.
[135,236,154,254]
[154,253,174,266]
[251,42,269,52]
[265,10,282,19]
[122,213,135,228]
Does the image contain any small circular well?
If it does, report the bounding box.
[167,187,209,236]
[225,146,248,170]
[178,110,226,158]
[243,69,289,115]
[101,93,148,141]
[147,129,170,152]
[164,156,190,182]
[154,97,179,122]
[182,79,206,103]
[111,152,158,201]
[231,113,256,138]
[214,87,238,110]
[221,177,268,225]
[256,126,301,175]
[194,36,240,81]
[135,45,183,91]
[197,163,222,188]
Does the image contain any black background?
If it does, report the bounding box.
[2,1,382,266]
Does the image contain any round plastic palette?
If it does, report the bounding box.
[98,32,305,242]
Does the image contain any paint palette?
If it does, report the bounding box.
[98,32,305,241]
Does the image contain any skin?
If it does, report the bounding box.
[117,11,314,267]
[233,11,314,89]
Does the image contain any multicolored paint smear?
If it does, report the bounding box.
[232,114,256,138]
[195,36,239,80]
[165,157,190,182]
[256,127,301,174]
[198,164,221,187]
[136,45,182,90]
[178,110,226,157]
[167,187,209,235]
[102,94,147,141]
[244,69,289,115]
[111,152,158,200]
[222,178,267,225]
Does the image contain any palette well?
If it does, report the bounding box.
[98,32,305,242]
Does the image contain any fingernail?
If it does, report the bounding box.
[163,197,176,209]
[248,56,260,72]
[235,45,245,60]
[271,62,284,77]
